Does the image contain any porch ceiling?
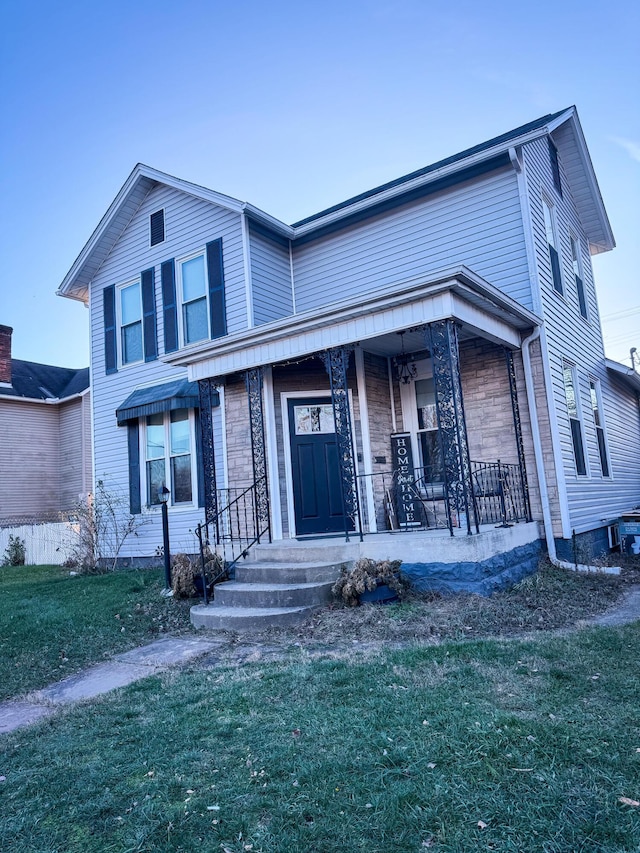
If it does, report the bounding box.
[165,266,540,380]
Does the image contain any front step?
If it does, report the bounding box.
[191,604,316,631]
[214,580,333,609]
[190,552,349,632]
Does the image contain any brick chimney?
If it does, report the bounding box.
[0,325,13,385]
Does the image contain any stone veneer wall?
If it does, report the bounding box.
[223,374,254,492]
[402,539,543,595]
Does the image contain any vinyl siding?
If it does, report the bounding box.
[249,227,294,325]
[59,398,84,510]
[291,168,532,312]
[0,400,60,519]
[523,136,640,533]
[89,183,238,556]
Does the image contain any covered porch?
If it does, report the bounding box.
[167,267,542,576]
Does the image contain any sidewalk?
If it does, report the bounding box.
[0,636,221,735]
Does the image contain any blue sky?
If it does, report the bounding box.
[1,0,638,368]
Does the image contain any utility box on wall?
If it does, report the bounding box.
[619,511,640,555]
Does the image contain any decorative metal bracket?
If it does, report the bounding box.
[245,368,270,536]
[504,348,532,522]
[426,320,477,535]
[319,346,362,541]
[198,378,220,526]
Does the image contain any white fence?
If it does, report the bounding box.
[0,522,79,566]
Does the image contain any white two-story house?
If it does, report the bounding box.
[58,106,640,594]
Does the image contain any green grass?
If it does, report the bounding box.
[0,564,193,700]
[1,626,639,852]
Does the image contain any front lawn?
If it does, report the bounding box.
[1,625,639,852]
[0,565,193,700]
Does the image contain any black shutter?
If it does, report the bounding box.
[549,245,562,294]
[548,138,562,197]
[141,267,157,362]
[103,285,117,375]
[206,239,227,339]
[150,209,165,246]
[161,259,178,353]
[127,421,142,514]
[194,408,206,508]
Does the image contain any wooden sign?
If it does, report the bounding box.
[390,433,421,528]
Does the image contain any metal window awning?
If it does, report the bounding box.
[116,379,218,426]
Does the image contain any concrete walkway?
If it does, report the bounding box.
[0,637,221,735]
[2,585,639,736]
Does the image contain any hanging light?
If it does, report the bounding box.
[393,331,417,384]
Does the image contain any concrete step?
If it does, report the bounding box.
[234,561,341,584]
[252,541,360,564]
[191,603,317,631]
[214,579,334,609]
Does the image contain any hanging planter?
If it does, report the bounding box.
[332,558,408,607]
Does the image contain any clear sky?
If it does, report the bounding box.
[1,0,638,369]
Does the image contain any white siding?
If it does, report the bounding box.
[523,136,640,533]
[89,184,240,557]
[291,168,532,312]
[249,229,294,325]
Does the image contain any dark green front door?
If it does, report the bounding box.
[288,397,350,536]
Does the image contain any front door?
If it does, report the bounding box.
[288,397,351,536]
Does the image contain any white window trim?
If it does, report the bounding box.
[176,248,210,347]
[541,192,564,297]
[140,409,198,509]
[398,357,434,470]
[588,376,612,479]
[562,360,589,478]
[116,277,143,368]
[571,233,590,321]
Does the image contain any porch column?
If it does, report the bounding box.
[504,348,532,522]
[198,378,220,525]
[425,320,476,535]
[245,367,271,540]
[319,346,362,542]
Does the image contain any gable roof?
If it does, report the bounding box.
[0,360,89,402]
[57,107,614,301]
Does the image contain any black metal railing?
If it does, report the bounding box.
[194,475,271,603]
[357,459,529,535]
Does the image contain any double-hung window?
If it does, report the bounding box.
[179,253,209,345]
[570,236,588,319]
[120,281,143,365]
[562,362,586,476]
[542,197,563,295]
[145,409,194,505]
[589,379,610,477]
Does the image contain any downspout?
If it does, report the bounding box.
[521,326,620,574]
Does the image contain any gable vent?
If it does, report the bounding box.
[150,209,165,246]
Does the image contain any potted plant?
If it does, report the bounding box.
[332,558,408,607]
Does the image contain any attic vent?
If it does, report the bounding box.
[150,209,165,246]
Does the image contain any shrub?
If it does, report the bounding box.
[2,534,26,566]
[171,550,226,598]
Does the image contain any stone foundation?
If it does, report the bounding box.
[402,539,543,596]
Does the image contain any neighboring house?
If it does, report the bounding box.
[57,106,640,589]
[0,325,92,523]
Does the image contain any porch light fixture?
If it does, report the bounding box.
[159,486,172,591]
[394,331,417,385]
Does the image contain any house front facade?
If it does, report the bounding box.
[58,107,640,590]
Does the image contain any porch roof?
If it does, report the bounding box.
[165,267,540,381]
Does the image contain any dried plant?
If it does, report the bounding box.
[332,558,407,607]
